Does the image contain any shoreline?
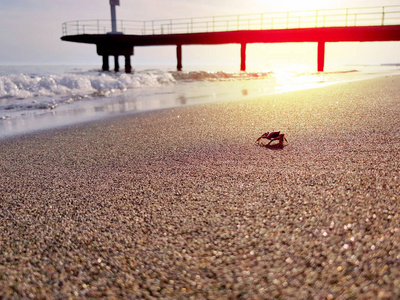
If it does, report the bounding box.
[2,67,400,142]
[1,75,399,298]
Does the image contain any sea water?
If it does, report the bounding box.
[0,64,399,140]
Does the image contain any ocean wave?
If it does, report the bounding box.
[0,70,176,100]
[0,69,276,101]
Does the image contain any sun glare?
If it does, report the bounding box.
[263,0,339,12]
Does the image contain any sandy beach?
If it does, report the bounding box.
[0,75,399,298]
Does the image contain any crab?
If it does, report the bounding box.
[255,131,288,148]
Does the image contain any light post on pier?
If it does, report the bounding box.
[110,0,120,71]
[110,0,120,33]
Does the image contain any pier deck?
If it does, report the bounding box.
[61,6,400,72]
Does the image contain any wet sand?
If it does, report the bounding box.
[0,75,399,299]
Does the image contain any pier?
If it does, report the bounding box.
[61,5,400,72]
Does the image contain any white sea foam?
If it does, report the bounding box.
[0,67,278,120]
[0,69,180,120]
[0,70,176,100]
[0,69,273,102]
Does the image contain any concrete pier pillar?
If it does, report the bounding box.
[125,55,132,73]
[318,41,325,72]
[114,56,119,72]
[240,43,247,72]
[176,44,182,71]
[102,55,109,71]
[110,4,117,33]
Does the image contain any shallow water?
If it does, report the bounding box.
[0,64,399,140]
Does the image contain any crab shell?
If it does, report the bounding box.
[264,131,281,139]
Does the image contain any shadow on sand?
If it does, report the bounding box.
[256,143,288,150]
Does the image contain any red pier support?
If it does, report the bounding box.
[241,43,247,72]
[114,55,119,72]
[97,44,133,73]
[318,41,325,72]
[102,55,109,71]
[124,55,132,73]
[177,44,182,71]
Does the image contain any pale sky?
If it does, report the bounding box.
[0,0,399,70]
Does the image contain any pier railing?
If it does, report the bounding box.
[62,5,400,36]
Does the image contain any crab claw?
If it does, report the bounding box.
[255,132,269,144]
